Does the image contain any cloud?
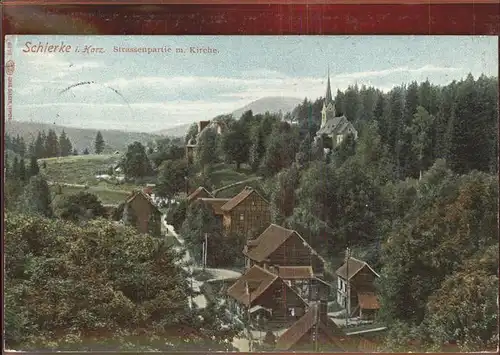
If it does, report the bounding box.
[334,65,461,79]
[12,64,469,131]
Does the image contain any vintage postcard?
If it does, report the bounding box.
[3,35,499,352]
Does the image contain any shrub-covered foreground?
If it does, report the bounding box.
[4,213,241,351]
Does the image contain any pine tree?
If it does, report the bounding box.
[18,158,26,182]
[45,129,60,157]
[34,132,45,159]
[59,130,73,157]
[11,156,20,182]
[29,155,40,178]
[94,131,105,154]
[83,148,90,155]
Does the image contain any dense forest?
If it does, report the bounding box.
[174,73,499,351]
[4,73,498,351]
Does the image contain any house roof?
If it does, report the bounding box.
[357,292,380,310]
[220,186,268,212]
[335,257,380,280]
[186,186,213,202]
[126,190,161,214]
[275,303,346,351]
[244,224,326,264]
[226,265,279,306]
[277,266,314,280]
[199,197,231,215]
[226,265,307,308]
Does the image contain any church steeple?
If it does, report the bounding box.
[321,66,335,128]
[325,66,333,106]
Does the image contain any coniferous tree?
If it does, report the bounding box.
[94,131,105,154]
[34,132,45,159]
[28,155,40,178]
[83,148,90,155]
[59,130,73,157]
[18,158,26,182]
[45,130,60,157]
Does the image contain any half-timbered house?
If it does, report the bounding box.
[244,224,326,275]
[220,186,271,239]
[226,265,308,324]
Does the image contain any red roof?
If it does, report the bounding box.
[220,186,269,212]
[335,257,380,280]
[244,224,325,264]
[126,190,161,213]
[275,304,346,351]
[226,265,307,308]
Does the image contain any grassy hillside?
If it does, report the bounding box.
[5,121,162,154]
[50,185,131,206]
[40,154,139,205]
[40,154,122,185]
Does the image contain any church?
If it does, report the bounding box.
[315,70,358,149]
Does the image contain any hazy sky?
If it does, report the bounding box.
[5,35,498,132]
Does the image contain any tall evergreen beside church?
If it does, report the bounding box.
[315,69,358,149]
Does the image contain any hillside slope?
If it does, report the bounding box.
[156,96,302,137]
[5,121,161,153]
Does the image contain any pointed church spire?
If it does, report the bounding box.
[325,66,333,105]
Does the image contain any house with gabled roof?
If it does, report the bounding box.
[243,224,330,302]
[275,302,349,352]
[226,264,308,324]
[220,186,271,239]
[335,257,380,319]
[244,224,326,275]
[122,189,162,237]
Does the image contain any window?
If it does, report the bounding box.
[240,214,244,221]
[337,134,343,144]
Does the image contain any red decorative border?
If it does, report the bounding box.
[2,3,500,35]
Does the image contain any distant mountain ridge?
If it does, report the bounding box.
[5,121,161,154]
[156,96,303,137]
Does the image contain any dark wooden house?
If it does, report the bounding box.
[122,190,162,237]
[220,186,271,239]
[335,257,380,319]
[226,265,307,324]
[244,224,326,275]
[275,302,349,352]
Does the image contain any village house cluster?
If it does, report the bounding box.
[186,183,381,351]
[103,72,381,351]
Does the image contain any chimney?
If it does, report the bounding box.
[198,120,210,133]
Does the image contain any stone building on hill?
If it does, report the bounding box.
[185,120,226,163]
